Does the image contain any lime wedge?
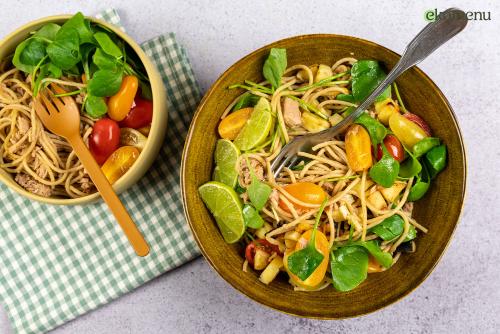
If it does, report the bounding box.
[234,97,273,151]
[198,181,245,243]
[214,139,240,187]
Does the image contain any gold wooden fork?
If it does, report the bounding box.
[34,84,150,257]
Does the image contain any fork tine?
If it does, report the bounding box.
[272,154,295,178]
[40,91,59,115]
[47,89,65,112]
[33,96,51,124]
[50,83,66,95]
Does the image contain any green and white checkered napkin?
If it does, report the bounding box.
[0,9,201,334]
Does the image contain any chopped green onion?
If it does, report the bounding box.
[286,95,328,120]
[393,82,407,113]
[295,71,350,92]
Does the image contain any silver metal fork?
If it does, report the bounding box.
[270,8,467,177]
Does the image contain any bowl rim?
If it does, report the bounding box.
[0,14,166,205]
[181,33,467,319]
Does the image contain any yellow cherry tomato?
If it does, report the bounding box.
[345,124,373,172]
[218,107,253,140]
[284,229,330,288]
[101,146,140,184]
[389,112,428,149]
[108,75,139,122]
[279,182,327,212]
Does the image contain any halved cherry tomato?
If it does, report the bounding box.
[218,107,253,140]
[345,124,373,171]
[119,97,153,129]
[403,112,432,136]
[108,75,139,122]
[367,255,384,273]
[389,112,428,149]
[101,146,140,184]
[245,239,281,265]
[278,182,327,213]
[284,229,330,288]
[376,134,404,162]
[89,118,120,165]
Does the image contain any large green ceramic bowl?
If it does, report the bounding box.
[181,34,466,318]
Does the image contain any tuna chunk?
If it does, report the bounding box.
[239,158,265,187]
[282,97,302,128]
[15,173,52,197]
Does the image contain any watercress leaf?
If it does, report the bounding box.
[413,137,440,158]
[242,204,265,229]
[233,93,260,111]
[62,12,94,44]
[399,153,422,178]
[355,112,387,145]
[370,215,404,241]
[34,23,61,41]
[87,68,123,97]
[262,48,287,90]
[84,95,108,118]
[46,63,62,78]
[19,38,46,66]
[13,40,35,72]
[407,180,430,201]
[247,175,272,211]
[424,144,447,178]
[336,94,355,103]
[93,48,120,70]
[351,60,388,102]
[369,147,399,188]
[46,27,81,70]
[331,246,369,292]
[404,225,417,242]
[94,32,122,58]
[357,240,393,268]
[80,44,96,79]
[287,245,324,281]
[376,84,392,103]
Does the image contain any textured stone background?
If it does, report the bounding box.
[0,0,499,333]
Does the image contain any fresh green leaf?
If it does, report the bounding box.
[80,44,96,79]
[408,180,430,201]
[352,240,393,268]
[350,60,389,102]
[399,150,422,178]
[61,12,94,44]
[336,94,355,103]
[46,27,81,70]
[404,225,417,242]
[93,48,120,70]
[413,137,440,158]
[94,32,122,58]
[84,95,108,118]
[369,145,399,187]
[19,38,46,66]
[13,39,45,73]
[46,63,62,78]
[370,215,405,241]
[330,246,369,291]
[424,144,447,178]
[245,157,272,211]
[233,93,260,111]
[242,204,265,229]
[87,68,123,97]
[355,113,387,145]
[376,84,391,102]
[34,23,61,41]
[262,48,287,90]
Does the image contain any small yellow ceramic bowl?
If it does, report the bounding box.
[0,15,168,205]
[182,34,466,318]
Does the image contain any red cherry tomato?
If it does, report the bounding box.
[119,97,153,129]
[377,134,405,162]
[89,118,120,165]
[244,239,281,265]
[403,112,432,136]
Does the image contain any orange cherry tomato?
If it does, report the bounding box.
[376,134,404,162]
[389,112,428,149]
[284,229,330,288]
[108,75,139,122]
[101,146,140,184]
[218,107,253,140]
[367,255,384,273]
[278,182,327,212]
[345,124,373,171]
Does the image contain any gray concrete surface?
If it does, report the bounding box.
[1,0,499,333]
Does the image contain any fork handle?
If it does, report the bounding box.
[68,135,150,257]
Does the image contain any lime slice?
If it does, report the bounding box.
[214,139,240,187]
[198,181,245,243]
[234,97,273,151]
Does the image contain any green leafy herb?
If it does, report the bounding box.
[84,95,108,118]
[46,27,81,70]
[413,137,440,158]
[242,204,265,229]
[245,157,272,211]
[262,48,287,90]
[94,32,122,58]
[19,39,46,66]
[87,68,123,97]
[408,163,430,201]
[330,246,369,291]
[355,113,387,146]
[370,215,416,242]
[424,144,447,179]
[404,225,417,242]
[287,199,327,281]
[369,145,399,187]
[233,93,260,111]
[62,12,94,44]
[399,149,422,178]
[350,60,390,102]
[93,48,120,70]
[357,240,393,268]
[33,23,61,41]
[336,93,356,103]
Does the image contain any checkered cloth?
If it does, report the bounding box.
[0,9,201,334]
